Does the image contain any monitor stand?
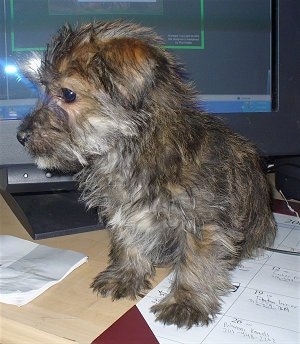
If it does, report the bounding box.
[1,189,105,239]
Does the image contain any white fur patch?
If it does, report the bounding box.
[110,206,154,230]
[35,156,54,170]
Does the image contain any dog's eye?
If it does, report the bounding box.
[61,88,76,103]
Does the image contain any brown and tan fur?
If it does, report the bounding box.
[17,21,276,328]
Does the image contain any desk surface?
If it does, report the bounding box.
[1,175,298,344]
[0,195,168,344]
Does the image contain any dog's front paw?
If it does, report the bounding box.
[91,268,152,300]
[151,296,218,328]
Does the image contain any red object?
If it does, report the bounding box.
[91,305,159,344]
[272,199,300,216]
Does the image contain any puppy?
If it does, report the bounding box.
[17,21,276,328]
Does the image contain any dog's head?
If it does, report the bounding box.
[17,21,195,173]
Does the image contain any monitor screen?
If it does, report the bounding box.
[0,0,299,164]
[1,0,272,119]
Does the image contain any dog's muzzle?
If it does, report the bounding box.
[17,130,31,146]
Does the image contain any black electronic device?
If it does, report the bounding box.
[0,164,103,239]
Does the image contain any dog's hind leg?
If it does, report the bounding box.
[151,224,240,328]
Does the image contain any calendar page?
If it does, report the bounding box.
[137,213,300,344]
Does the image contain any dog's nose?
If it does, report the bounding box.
[17,130,31,146]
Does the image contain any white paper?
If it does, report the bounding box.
[0,235,88,306]
[137,213,300,343]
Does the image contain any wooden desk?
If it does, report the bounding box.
[0,195,168,344]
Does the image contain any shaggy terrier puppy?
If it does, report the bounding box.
[17,21,276,328]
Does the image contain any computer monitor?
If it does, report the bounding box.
[0,0,299,238]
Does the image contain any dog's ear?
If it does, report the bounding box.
[90,38,164,110]
[18,52,43,84]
